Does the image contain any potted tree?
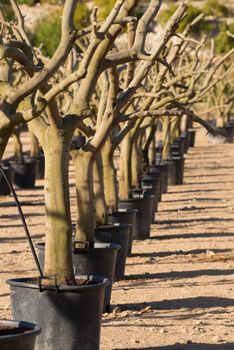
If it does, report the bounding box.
[1,1,230,349]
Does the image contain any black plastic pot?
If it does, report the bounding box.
[188,129,196,147]
[141,185,161,212]
[147,164,169,193]
[35,242,119,313]
[95,224,131,279]
[107,209,138,256]
[224,122,234,143]
[9,158,37,188]
[7,275,108,350]
[180,132,189,153]
[172,156,185,185]
[130,187,158,223]
[0,320,41,350]
[141,178,162,203]
[160,161,176,186]
[36,154,45,179]
[140,170,165,196]
[0,165,14,196]
[155,146,162,164]
[171,143,183,157]
[118,196,154,240]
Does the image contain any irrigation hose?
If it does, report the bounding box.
[0,165,43,276]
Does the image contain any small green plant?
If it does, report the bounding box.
[159,2,230,39]
[94,0,115,19]
[159,4,203,35]
[31,2,90,56]
[203,0,228,17]
[0,2,15,21]
[31,12,61,56]
[214,22,234,54]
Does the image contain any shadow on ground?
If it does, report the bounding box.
[156,218,234,225]
[113,343,234,350]
[116,296,234,312]
[154,232,234,240]
[130,248,232,259]
[124,268,234,281]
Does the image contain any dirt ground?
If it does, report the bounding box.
[1,127,234,349]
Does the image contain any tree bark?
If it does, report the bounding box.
[162,118,171,161]
[73,149,95,243]
[170,116,180,143]
[0,124,14,160]
[149,137,156,166]
[131,137,140,188]
[94,152,107,225]
[12,130,23,162]
[102,139,118,211]
[43,129,74,285]
[119,133,132,199]
[29,130,39,157]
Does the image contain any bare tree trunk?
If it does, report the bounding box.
[170,117,180,143]
[162,118,171,161]
[0,125,14,160]
[73,150,95,243]
[149,137,156,165]
[102,139,118,211]
[119,133,132,199]
[29,131,39,158]
[94,152,107,225]
[142,123,157,168]
[131,137,140,188]
[216,111,224,127]
[43,131,74,285]
[12,130,23,162]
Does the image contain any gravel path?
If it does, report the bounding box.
[101,127,234,349]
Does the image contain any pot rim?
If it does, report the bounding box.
[0,319,41,341]
[35,241,121,252]
[95,223,132,230]
[118,196,154,203]
[9,157,38,165]
[113,208,139,213]
[141,185,160,189]
[7,275,109,291]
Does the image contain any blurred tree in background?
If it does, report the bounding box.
[31,1,90,56]
[159,0,234,53]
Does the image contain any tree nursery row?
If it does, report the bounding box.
[0,0,233,349]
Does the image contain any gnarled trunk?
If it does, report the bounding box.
[43,130,74,285]
[170,116,180,142]
[94,152,107,225]
[102,139,118,211]
[73,150,95,243]
[162,118,171,161]
[119,133,132,199]
[29,131,39,158]
[148,137,156,166]
[0,123,14,160]
[131,137,141,188]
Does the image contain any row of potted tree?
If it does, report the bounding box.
[0,0,233,349]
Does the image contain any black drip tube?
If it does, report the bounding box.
[0,165,43,276]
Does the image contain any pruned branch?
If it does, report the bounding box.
[7,0,78,108]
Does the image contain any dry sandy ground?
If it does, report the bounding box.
[1,127,234,349]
